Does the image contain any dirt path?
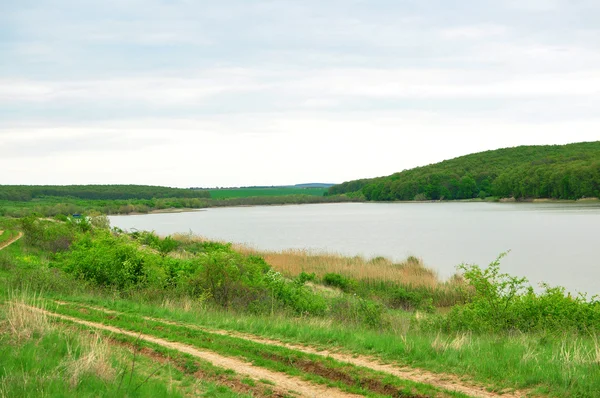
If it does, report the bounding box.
[32,306,362,398]
[0,232,23,251]
[53,301,526,398]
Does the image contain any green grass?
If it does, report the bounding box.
[43,300,463,398]
[3,216,600,397]
[208,187,327,199]
[0,230,17,245]
[42,293,600,397]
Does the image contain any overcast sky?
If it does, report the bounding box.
[1,0,599,187]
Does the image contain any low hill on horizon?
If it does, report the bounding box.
[328,141,600,201]
[0,184,210,201]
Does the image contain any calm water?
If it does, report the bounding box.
[109,202,600,295]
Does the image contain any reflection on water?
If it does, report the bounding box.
[110,202,600,295]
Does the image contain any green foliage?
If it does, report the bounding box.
[59,231,151,289]
[20,216,76,253]
[330,141,600,201]
[0,184,209,201]
[434,253,600,333]
[54,227,328,317]
[388,287,434,312]
[295,271,316,284]
[322,273,356,292]
[0,193,356,217]
[329,296,386,328]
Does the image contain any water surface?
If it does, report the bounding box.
[110,202,600,295]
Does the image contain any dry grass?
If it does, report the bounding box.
[6,290,53,343]
[235,247,469,297]
[555,336,600,366]
[170,233,468,306]
[431,332,472,353]
[5,289,116,388]
[63,332,115,387]
[236,247,443,286]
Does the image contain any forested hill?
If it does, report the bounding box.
[0,185,210,201]
[328,141,600,201]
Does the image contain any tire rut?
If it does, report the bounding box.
[54,300,529,398]
[0,232,23,251]
[31,305,362,398]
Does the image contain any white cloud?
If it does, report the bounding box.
[0,69,265,104]
[1,0,599,185]
[2,112,599,186]
[440,24,509,40]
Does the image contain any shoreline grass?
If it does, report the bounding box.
[3,215,600,396]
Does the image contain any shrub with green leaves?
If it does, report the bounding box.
[323,273,356,292]
[58,231,155,289]
[433,253,600,333]
[20,216,76,253]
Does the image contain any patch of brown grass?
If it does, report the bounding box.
[236,247,442,288]
[6,290,52,343]
[171,233,468,305]
[63,333,115,387]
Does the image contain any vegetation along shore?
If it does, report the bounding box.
[1,214,599,397]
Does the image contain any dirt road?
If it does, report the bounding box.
[31,306,363,398]
[53,300,527,398]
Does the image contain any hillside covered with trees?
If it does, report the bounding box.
[0,185,210,201]
[328,141,600,201]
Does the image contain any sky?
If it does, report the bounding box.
[1,0,599,188]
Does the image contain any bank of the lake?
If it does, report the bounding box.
[110,201,600,296]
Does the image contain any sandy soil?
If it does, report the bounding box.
[53,301,528,398]
[32,306,362,398]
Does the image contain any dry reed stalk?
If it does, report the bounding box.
[64,333,115,387]
[6,290,52,343]
[171,233,466,294]
[239,248,443,287]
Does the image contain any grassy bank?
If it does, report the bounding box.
[0,193,357,218]
[1,216,599,396]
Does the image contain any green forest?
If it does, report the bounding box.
[328,141,600,201]
[0,185,210,202]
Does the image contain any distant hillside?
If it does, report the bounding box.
[0,185,210,201]
[328,141,600,201]
[293,183,335,188]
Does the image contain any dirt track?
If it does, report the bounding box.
[31,306,362,398]
[53,300,528,398]
[0,231,23,251]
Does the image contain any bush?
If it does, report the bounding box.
[296,272,316,284]
[58,231,151,289]
[323,273,356,292]
[329,296,387,328]
[434,253,600,333]
[20,216,75,253]
[389,287,434,312]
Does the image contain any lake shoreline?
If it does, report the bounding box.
[117,197,600,216]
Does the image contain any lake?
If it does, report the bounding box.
[109,202,600,295]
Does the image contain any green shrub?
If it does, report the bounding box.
[20,216,75,253]
[323,273,356,292]
[58,231,150,289]
[329,296,387,328]
[389,287,434,312]
[434,253,600,333]
[296,272,316,284]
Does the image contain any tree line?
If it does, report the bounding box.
[0,184,210,201]
[328,141,600,201]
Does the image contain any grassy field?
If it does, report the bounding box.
[1,216,599,397]
[208,187,327,199]
[0,189,350,218]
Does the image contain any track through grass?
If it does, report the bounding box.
[53,299,524,398]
